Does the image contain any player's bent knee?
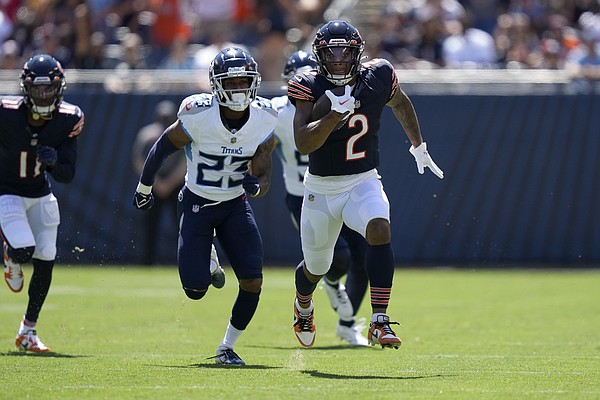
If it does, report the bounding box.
[365,219,391,245]
[7,245,35,264]
[239,278,262,293]
[183,287,208,300]
[34,245,57,262]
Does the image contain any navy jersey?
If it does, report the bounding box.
[0,96,84,197]
[288,58,398,176]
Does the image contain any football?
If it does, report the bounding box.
[310,85,348,122]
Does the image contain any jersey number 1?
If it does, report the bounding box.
[20,152,42,178]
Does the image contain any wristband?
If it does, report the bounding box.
[136,182,152,195]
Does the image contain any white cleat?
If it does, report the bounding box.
[209,245,225,289]
[15,321,51,352]
[322,281,353,319]
[336,318,369,346]
[4,241,24,293]
[293,300,316,348]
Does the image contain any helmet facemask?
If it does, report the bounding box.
[20,54,66,119]
[314,46,363,86]
[21,78,65,118]
[211,70,260,112]
[312,20,365,86]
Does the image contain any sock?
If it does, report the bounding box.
[230,288,260,331]
[18,318,36,335]
[218,321,242,351]
[372,312,387,323]
[295,298,313,315]
[295,262,317,306]
[339,319,354,328]
[25,259,54,323]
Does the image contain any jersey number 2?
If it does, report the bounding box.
[345,114,368,161]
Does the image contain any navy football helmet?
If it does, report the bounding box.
[20,54,66,118]
[312,20,364,85]
[209,47,261,111]
[281,50,317,83]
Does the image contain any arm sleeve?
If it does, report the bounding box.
[48,138,77,183]
[139,132,180,186]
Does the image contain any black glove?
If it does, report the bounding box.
[36,146,57,168]
[242,174,260,197]
[133,191,154,210]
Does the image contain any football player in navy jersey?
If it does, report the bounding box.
[0,54,85,352]
[133,47,277,365]
[288,20,444,349]
[271,50,370,346]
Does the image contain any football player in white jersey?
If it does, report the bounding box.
[271,51,369,346]
[133,48,277,365]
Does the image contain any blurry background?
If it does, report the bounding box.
[1,0,599,266]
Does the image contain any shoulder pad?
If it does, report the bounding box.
[252,96,278,117]
[1,96,24,110]
[58,101,83,116]
[362,58,394,71]
[69,112,85,138]
[178,93,213,117]
[270,95,289,111]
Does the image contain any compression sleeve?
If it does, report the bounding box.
[139,132,180,186]
[48,138,77,183]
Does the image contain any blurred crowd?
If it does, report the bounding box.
[1,0,600,87]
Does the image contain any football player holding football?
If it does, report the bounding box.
[133,47,277,365]
[271,50,370,346]
[0,54,85,352]
[287,20,444,349]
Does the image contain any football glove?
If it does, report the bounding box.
[409,142,444,179]
[242,174,260,197]
[36,146,57,168]
[326,85,355,116]
[133,183,154,210]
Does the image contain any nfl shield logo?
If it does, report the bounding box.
[192,204,200,213]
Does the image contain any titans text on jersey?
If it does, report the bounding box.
[177,93,277,202]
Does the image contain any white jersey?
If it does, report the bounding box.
[271,95,308,197]
[178,93,277,201]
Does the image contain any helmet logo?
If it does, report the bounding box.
[227,66,246,75]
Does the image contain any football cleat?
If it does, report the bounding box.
[323,281,353,319]
[293,300,316,348]
[368,314,401,349]
[212,348,245,365]
[209,245,225,289]
[4,241,24,293]
[336,318,369,346]
[15,326,50,352]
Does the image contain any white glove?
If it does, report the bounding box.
[409,142,444,179]
[326,85,355,116]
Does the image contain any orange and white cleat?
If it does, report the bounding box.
[4,241,24,293]
[293,299,316,348]
[15,322,51,352]
[368,314,402,349]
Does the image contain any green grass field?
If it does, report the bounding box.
[1,266,598,399]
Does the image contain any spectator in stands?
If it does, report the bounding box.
[1,39,21,69]
[442,17,498,67]
[131,100,184,265]
[158,35,194,69]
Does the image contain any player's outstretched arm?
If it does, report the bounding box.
[246,135,276,198]
[387,86,444,179]
[133,120,189,209]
